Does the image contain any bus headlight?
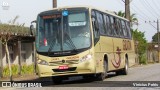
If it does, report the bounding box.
[37,60,49,65]
[79,54,92,63]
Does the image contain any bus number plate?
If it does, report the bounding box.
[58,65,68,70]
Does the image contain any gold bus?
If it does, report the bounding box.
[32,6,136,83]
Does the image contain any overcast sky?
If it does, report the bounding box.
[0,0,160,42]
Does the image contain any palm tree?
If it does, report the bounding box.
[116,11,125,18]
[130,13,138,26]
[116,11,138,27]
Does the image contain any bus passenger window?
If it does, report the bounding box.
[126,22,131,39]
[121,20,127,38]
[96,11,105,35]
[117,19,124,37]
[110,16,118,36]
[91,10,100,44]
[103,14,110,35]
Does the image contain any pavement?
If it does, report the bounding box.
[0,74,39,81]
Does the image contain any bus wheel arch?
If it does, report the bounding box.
[104,54,108,74]
[96,54,108,81]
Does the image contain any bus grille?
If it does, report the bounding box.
[49,60,79,66]
[52,67,77,72]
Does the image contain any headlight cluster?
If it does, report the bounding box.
[37,60,49,65]
[79,54,92,63]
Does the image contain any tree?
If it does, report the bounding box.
[131,29,147,64]
[116,11,138,27]
[152,32,160,42]
[0,16,29,80]
[116,11,125,18]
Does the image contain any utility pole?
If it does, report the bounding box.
[53,0,57,8]
[157,19,160,63]
[125,0,130,21]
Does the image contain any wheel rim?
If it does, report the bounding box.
[125,59,128,74]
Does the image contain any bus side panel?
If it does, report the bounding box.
[99,36,115,71]
[112,38,125,69]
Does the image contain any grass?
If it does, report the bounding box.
[2,64,35,77]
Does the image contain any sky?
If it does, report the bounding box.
[0,0,160,42]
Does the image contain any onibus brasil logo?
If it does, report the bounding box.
[2,1,10,10]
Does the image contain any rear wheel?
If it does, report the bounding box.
[117,57,128,75]
[122,58,129,75]
[97,60,108,81]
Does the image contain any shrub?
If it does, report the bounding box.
[139,53,147,65]
[2,64,34,77]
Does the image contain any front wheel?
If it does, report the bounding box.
[97,60,108,81]
[52,76,63,84]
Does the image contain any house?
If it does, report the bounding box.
[0,24,35,77]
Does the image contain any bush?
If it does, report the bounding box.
[21,64,34,75]
[139,53,147,65]
[2,64,34,77]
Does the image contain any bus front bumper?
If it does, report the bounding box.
[37,61,96,77]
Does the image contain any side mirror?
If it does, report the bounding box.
[30,20,37,35]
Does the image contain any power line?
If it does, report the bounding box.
[139,0,159,19]
[143,0,160,18]
[152,0,160,13]
[131,2,152,20]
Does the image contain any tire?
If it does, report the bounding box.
[116,58,128,75]
[122,58,129,75]
[97,60,108,81]
[52,76,62,84]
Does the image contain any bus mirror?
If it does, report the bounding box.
[30,20,36,35]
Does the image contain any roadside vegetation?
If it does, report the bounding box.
[2,64,34,77]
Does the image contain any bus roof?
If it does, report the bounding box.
[40,6,129,21]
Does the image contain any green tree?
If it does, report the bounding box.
[116,11,138,26]
[152,32,160,42]
[132,29,147,64]
[116,11,125,17]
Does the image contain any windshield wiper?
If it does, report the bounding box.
[48,37,56,56]
[64,32,78,52]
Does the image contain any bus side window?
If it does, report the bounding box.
[96,12,105,35]
[110,16,115,36]
[103,14,110,36]
[114,18,120,37]
[121,20,127,38]
[117,19,124,38]
[125,22,132,39]
[91,10,100,44]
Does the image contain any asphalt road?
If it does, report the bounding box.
[1,63,160,90]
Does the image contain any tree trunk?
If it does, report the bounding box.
[5,42,12,81]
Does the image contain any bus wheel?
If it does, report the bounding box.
[52,76,62,84]
[97,60,108,81]
[122,58,129,75]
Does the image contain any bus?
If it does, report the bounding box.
[31,6,136,83]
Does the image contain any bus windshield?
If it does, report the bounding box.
[36,9,91,55]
